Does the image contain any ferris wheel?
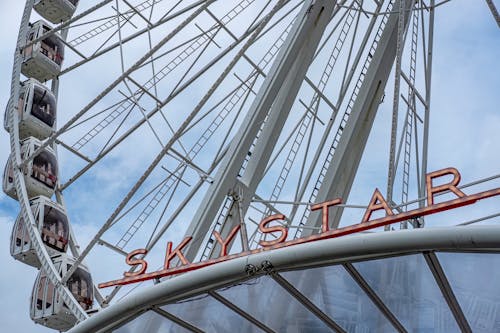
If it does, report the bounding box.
[3,0,500,332]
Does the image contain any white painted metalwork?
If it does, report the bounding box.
[5,0,91,327]
[34,0,79,24]
[65,226,500,333]
[3,137,58,199]
[4,79,57,139]
[4,1,499,331]
[21,20,65,82]
[31,253,93,331]
[10,196,69,267]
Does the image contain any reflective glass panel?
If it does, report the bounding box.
[32,150,57,188]
[163,294,263,332]
[218,276,332,332]
[42,205,69,252]
[24,31,35,58]
[113,310,191,333]
[5,156,13,185]
[36,274,46,311]
[31,84,56,126]
[438,252,500,333]
[67,267,93,310]
[353,254,460,332]
[14,217,29,249]
[17,91,25,117]
[40,27,64,65]
[283,265,396,332]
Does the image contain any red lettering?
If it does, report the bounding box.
[124,249,148,277]
[213,225,241,257]
[164,237,192,269]
[426,167,466,205]
[310,198,342,232]
[259,214,288,247]
[362,188,393,223]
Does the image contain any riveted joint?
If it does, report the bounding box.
[245,264,258,276]
[261,260,274,273]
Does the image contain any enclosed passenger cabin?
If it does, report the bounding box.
[11,196,69,268]
[22,21,64,82]
[4,79,57,139]
[31,254,93,331]
[34,0,79,24]
[2,137,58,200]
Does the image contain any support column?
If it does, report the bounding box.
[182,0,338,262]
[303,0,415,235]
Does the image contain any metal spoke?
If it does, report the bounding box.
[153,307,204,333]
[209,291,277,333]
[423,252,472,333]
[272,273,347,333]
[343,263,407,332]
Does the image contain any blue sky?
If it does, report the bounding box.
[0,1,499,332]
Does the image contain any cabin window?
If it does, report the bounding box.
[31,85,56,126]
[7,159,14,184]
[36,273,55,311]
[24,32,35,58]
[15,218,30,248]
[32,151,57,188]
[67,267,93,310]
[45,281,54,310]
[40,35,64,66]
[42,206,68,252]
[17,91,25,117]
[36,274,46,310]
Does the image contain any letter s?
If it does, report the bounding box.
[124,248,148,277]
[259,214,288,247]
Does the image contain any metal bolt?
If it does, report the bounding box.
[245,264,257,276]
[261,260,273,273]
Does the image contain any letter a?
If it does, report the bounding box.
[362,188,393,223]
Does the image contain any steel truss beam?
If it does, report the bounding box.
[209,291,277,333]
[423,252,472,333]
[59,1,297,190]
[343,263,407,332]
[153,307,203,333]
[21,0,217,171]
[303,0,415,233]
[61,0,285,288]
[59,0,219,284]
[272,273,347,333]
[485,0,500,28]
[181,0,338,262]
[66,226,500,333]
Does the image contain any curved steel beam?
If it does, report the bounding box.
[68,226,500,333]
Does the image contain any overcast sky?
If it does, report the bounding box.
[0,1,499,332]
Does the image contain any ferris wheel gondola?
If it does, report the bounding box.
[31,254,93,331]
[34,0,79,24]
[21,20,64,83]
[3,137,58,199]
[11,196,70,268]
[4,79,57,139]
